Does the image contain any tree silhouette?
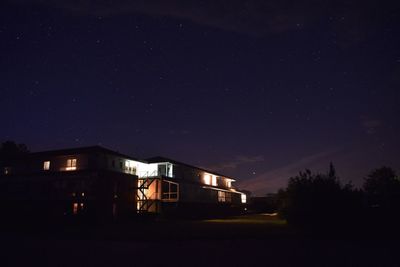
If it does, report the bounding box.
[0,141,29,173]
[278,164,360,231]
[363,166,400,210]
[0,141,29,160]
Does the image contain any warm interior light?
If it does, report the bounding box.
[66,158,77,171]
[73,203,78,215]
[43,161,50,170]
[211,175,217,186]
[203,174,211,185]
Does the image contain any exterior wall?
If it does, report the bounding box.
[172,164,234,190]
[1,154,90,175]
[179,182,217,203]
[0,170,137,221]
[0,149,140,221]
[1,151,153,177]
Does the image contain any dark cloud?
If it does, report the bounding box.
[9,0,398,43]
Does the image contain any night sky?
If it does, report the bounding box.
[1,0,400,195]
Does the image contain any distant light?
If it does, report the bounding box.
[241,193,247,204]
[73,203,78,215]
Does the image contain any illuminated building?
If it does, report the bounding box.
[0,146,247,220]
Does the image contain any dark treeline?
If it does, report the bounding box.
[276,163,400,235]
[0,141,29,159]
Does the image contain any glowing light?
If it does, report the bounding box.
[3,167,10,175]
[73,203,78,215]
[125,160,158,177]
[65,158,77,171]
[211,175,217,186]
[43,161,50,170]
[241,193,247,204]
[203,174,211,185]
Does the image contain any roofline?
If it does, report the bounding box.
[146,156,236,180]
[7,146,237,181]
[29,145,146,163]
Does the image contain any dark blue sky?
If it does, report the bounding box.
[1,0,399,195]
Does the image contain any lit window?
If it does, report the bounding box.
[43,161,50,170]
[66,158,77,171]
[166,163,173,177]
[73,203,78,215]
[241,193,247,204]
[211,175,217,186]
[72,202,84,214]
[226,180,232,188]
[124,160,137,174]
[203,174,211,185]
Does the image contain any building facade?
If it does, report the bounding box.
[0,146,247,220]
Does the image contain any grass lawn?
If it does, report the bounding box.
[2,214,399,266]
[84,213,293,241]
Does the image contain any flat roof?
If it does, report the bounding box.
[146,156,236,181]
[29,146,146,163]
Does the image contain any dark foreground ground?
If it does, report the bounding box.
[1,214,399,266]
